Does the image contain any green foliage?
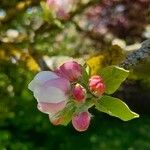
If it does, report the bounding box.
[95,95,139,121]
[100,66,129,94]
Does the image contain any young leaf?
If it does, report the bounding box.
[100,66,129,94]
[85,65,91,77]
[95,95,139,121]
[81,64,91,85]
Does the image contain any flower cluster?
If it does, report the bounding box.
[28,61,106,132]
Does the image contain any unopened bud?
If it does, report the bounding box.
[89,75,106,96]
[72,84,86,103]
[72,111,91,132]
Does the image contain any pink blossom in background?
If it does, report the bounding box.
[72,84,86,103]
[28,71,70,114]
[89,75,106,96]
[55,61,82,82]
[72,111,91,132]
[46,0,73,19]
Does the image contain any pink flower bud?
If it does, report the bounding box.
[89,75,106,96]
[72,84,86,103]
[28,71,70,114]
[55,61,82,82]
[72,111,91,132]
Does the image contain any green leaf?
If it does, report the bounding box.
[81,64,91,85]
[95,95,139,121]
[85,64,91,77]
[100,66,129,94]
[55,101,76,126]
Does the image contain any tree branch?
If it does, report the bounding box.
[0,41,50,71]
[120,39,150,69]
[28,44,50,71]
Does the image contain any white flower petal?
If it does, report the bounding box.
[33,86,67,103]
[28,71,59,91]
[34,71,59,84]
[28,80,36,91]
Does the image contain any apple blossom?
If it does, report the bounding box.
[28,71,70,114]
[89,75,106,96]
[27,60,137,132]
[55,61,82,82]
[72,111,91,132]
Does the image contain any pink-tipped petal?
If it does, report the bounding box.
[37,101,67,114]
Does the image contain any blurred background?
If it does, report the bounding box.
[0,0,150,149]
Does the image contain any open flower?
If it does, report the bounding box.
[28,71,70,114]
[72,111,91,132]
[55,61,82,82]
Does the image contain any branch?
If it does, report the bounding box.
[120,39,150,69]
[28,45,50,71]
[0,41,50,71]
